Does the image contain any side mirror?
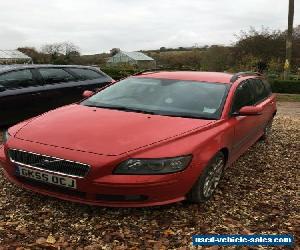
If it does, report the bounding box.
[238,106,263,116]
[0,85,6,92]
[82,90,94,98]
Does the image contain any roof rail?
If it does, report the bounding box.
[132,66,199,76]
[230,71,262,83]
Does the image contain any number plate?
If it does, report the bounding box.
[16,165,77,189]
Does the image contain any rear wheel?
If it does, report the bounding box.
[261,119,273,142]
[187,152,225,203]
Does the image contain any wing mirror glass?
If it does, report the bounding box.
[82,90,94,98]
[238,106,263,116]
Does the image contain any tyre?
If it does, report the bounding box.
[187,152,225,203]
[260,119,273,142]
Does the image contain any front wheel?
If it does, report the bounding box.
[186,152,225,203]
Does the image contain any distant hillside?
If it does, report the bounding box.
[79,53,110,65]
[141,46,209,53]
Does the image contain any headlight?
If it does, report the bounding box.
[114,155,192,174]
[2,130,10,143]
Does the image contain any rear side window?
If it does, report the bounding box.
[0,69,34,89]
[39,68,76,85]
[250,79,268,103]
[69,68,104,80]
[262,79,272,96]
[231,80,255,113]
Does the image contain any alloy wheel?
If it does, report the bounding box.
[203,155,224,198]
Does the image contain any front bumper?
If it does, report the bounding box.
[0,143,197,207]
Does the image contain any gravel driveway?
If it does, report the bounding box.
[277,101,300,117]
[0,104,299,249]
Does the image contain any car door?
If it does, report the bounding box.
[0,68,45,125]
[251,78,276,128]
[36,67,112,110]
[36,67,80,109]
[65,67,112,92]
[230,79,261,156]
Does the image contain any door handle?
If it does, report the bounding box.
[31,92,41,96]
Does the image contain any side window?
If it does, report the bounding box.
[262,79,272,96]
[0,69,34,89]
[251,79,268,103]
[231,81,255,113]
[69,68,104,80]
[39,68,75,85]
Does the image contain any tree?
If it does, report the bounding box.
[62,42,80,63]
[151,50,202,69]
[234,27,285,63]
[41,43,64,62]
[62,42,80,57]
[201,45,233,72]
[284,0,294,79]
[41,42,80,64]
[110,48,120,56]
[18,47,51,64]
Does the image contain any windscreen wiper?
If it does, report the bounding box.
[86,104,158,115]
[109,106,158,115]
[156,112,216,120]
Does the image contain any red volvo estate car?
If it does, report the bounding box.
[0,71,276,207]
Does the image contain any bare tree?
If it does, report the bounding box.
[62,42,80,56]
[41,43,64,58]
[42,42,80,57]
[41,42,80,64]
[284,0,294,79]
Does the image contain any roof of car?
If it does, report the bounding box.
[0,64,101,74]
[133,71,234,84]
[133,71,263,84]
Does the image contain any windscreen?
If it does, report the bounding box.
[81,77,229,119]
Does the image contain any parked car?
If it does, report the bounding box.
[0,71,276,207]
[0,64,113,126]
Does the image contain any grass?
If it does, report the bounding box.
[275,93,300,102]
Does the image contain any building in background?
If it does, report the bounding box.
[0,50,32,64]
[107,51,156,69]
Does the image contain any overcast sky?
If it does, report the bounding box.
[0,0,299,54]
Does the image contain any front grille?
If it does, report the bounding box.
[9,149,90,178]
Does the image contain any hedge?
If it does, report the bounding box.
[270,80,300,94]
[101,67,138,80]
